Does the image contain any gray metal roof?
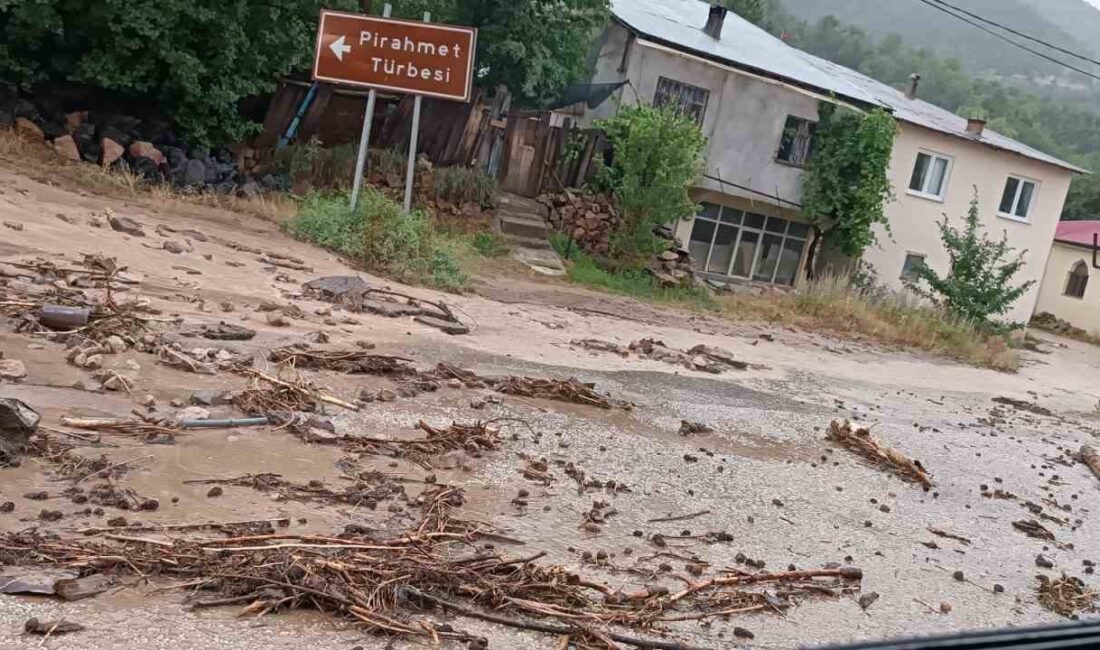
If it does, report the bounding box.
[611,0,1086,174]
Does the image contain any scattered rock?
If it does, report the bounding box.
[1036,554,1055,569]
[107,214,145,237]
[952,570,965,581]
[163,239,192,254]
[128,140,165,165]
[206,487,223,498]
[858,591,880,610]
[38,509,63,521]
[0,502,13,513]
[413,315,469,335]
[0,359,27,380]
[24,618,85,635]
[23,491,48,501]
[14,117,44,141]
[0,567,78,595]
[733,627,755,640]
[470,398,486,410]
[106,335,128,354]
[377,389,397,403]
[100,137,125,166]
[940,602,953,614]
[3,221,23,231]
[53,135,81,162]
[266,312,288,327]
[679,420,713,435]
[190,390,228,406]
[55,574,111,601]
[174,406,211,422]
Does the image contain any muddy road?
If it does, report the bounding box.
[2,168,1100,649]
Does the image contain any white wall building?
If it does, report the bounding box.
[570,0,1084,324]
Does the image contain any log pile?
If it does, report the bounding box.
[539,191,621,256]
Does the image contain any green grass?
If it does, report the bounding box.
[287,189,467,291]
[550,233,715,307]
[432,165,499,208]
[471,232,509,257]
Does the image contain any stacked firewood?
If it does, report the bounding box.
[538,191,621,256]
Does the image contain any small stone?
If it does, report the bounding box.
[469,398,486,410]
[448,378,463,389]
[14,117,44,141]
[733,627,754,640]
[106,516,127,527]
[101,137,125,166]
[170,398,184,408]
[163,240,191,254]
[23,491,48,501]
[0,359,27,380]
[175,406,210,422]
[377,389,397,402]
[993,583,1005,593]
[107,214,144,237]
[139,394,156,408]
[952,570,965,581]
[1036,554,1054,569]
[105,335,127,354]
[53,134,80,162]
[38,509,63,522]
[266,312,288,327]
[772,498,784,507]
[206,487,223,498]
[0,502,13,513]
[879,504,891,513]
[940,602,953,614]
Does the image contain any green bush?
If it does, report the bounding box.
[906,194,1034,329]
[595,105,706,266]
[551,233,714,306]
[433,166,500,208]
[0,0,358,145]
[287,189,467,291]
[472,232,509,257]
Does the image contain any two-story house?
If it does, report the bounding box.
[571,0,1085,324]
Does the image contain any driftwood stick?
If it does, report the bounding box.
[73,517,290,534]
[403,587,716,650]
[646,510,711,524]
[249,369,359,411]
[665,567,862,607]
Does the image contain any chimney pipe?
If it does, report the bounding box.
[704,4,727,39]
[966,117,986,137]
[906,73,921,100]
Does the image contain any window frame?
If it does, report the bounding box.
[906,150,953,202]
[1064,261,1089,299]
[653,76,710,127]
[900,253,927,282]
[775,115,817,168]
[688,203,809,286]
[997,174,1040,223]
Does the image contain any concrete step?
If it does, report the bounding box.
[497,214,551,241]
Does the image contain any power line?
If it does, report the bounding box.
[928,0,1100,69]
[913,0,1100,83]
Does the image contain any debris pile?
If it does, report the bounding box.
[647,241,696,288]
[270,346,416,376]
[826,420,933,490]
[1037,574,1098,618]
[572,337,751,374]
[302,276,467,334]
[348,420,502,469]
[539,191,621,257]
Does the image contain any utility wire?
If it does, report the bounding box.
[913,0,1100,83]
[928,0,1100,69]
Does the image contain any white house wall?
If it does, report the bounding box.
[861,123,1073,324]
[1035,242,1100,334]
[583,24,819,208]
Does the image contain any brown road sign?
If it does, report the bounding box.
[313,10,477,102]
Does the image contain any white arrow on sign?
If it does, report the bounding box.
[330,35,352,61]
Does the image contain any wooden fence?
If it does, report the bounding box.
[259,81,605,198]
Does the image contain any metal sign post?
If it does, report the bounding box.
[350,3,392,211]
[403,11,430,214]
[311,8,477,212]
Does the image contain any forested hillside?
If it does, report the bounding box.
[762,0,1100,220]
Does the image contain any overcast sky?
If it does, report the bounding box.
[1086,0,1100,11]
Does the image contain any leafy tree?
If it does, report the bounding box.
[801,103,897,278]
[716,0,769,25]
[393,0,610,107]
[595,104,706,266]
[907,193,1035,327]
[0,0,359,145]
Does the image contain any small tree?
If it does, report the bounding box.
[595,104,706,265]
[907,193,1035,328]
[801,103,897,278]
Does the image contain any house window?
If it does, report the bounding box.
[776,116,816,166]
[908,151,951,200]
[688,203,809,286]
[653,77,709,126]
[1065,261,1089,299]
[998,176,1038,220]
[900,253,926,282]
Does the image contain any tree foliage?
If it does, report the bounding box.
[0,0,358,145]
[595,104,706,265]
[907,194,1035,327]
[393,0,610,107]
[801,103,896,275]
[716,0,769,25]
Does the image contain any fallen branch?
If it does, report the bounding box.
[646,510,711,524]
[826,420,932,489]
